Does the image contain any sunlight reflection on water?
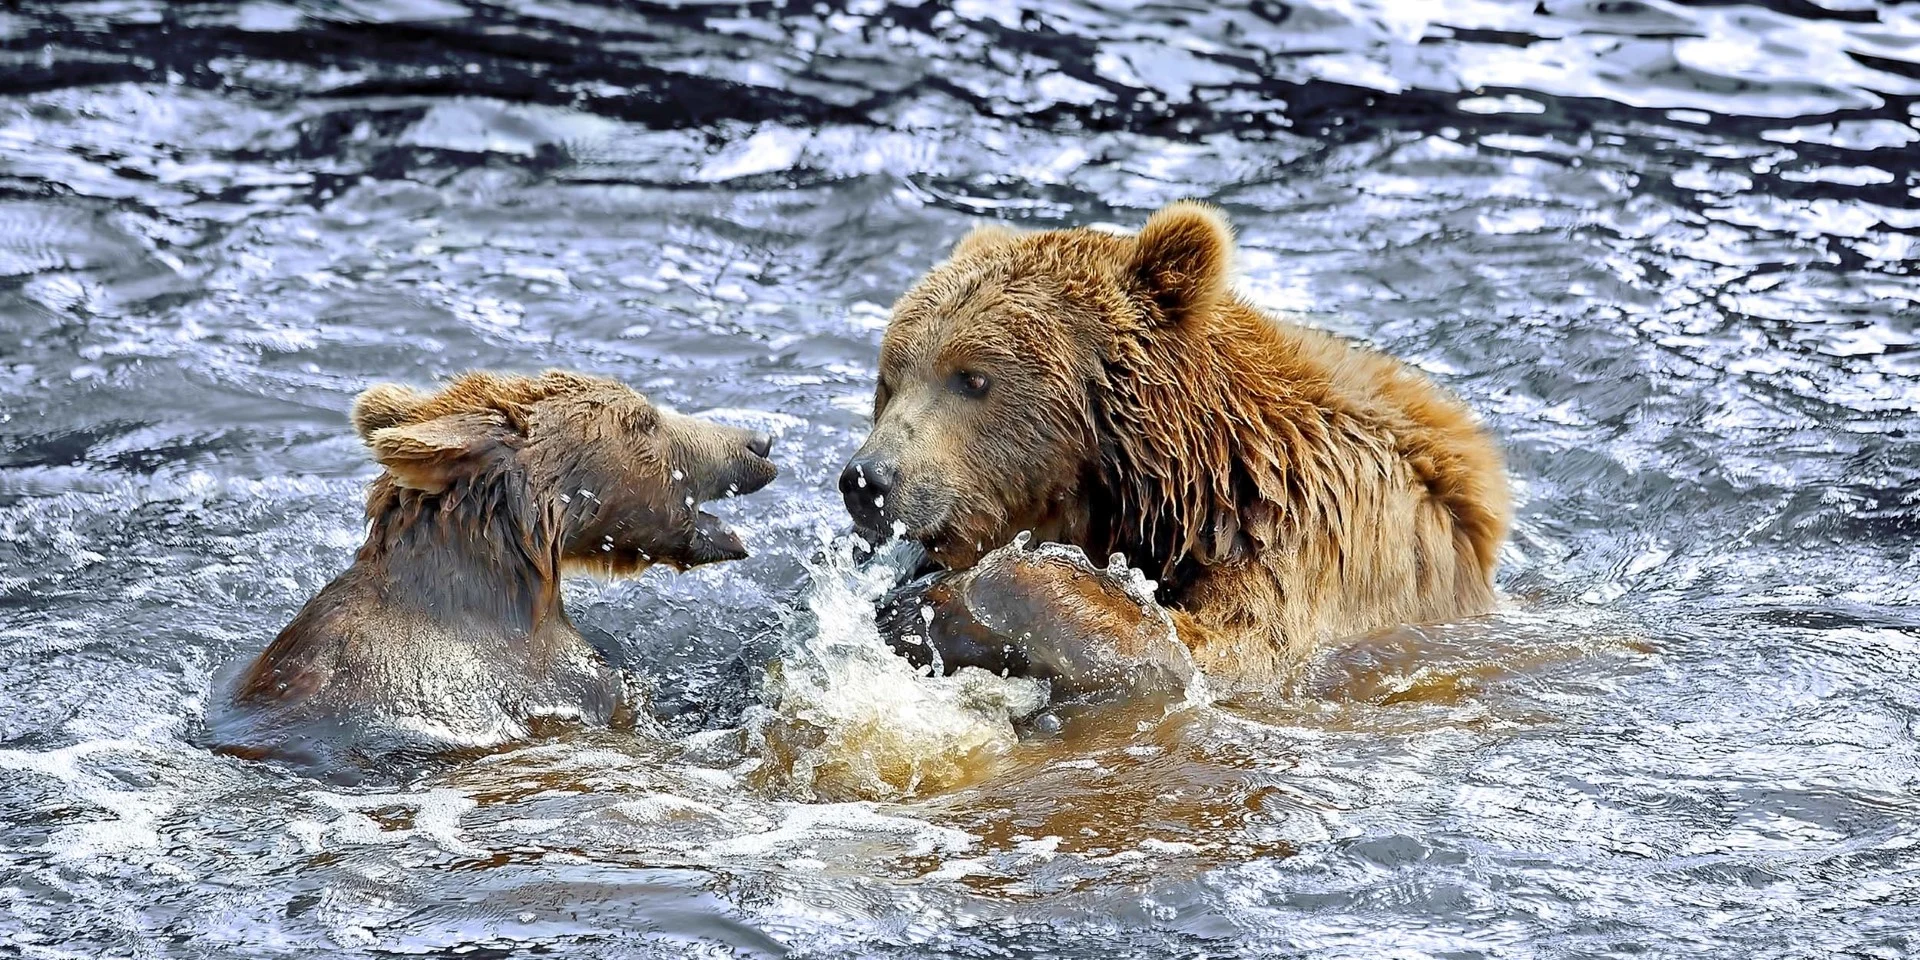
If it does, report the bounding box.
[1,1,1917,956]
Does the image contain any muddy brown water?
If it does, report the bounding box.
[2,2,1918,957]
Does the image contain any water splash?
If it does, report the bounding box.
[745,532,1048,801]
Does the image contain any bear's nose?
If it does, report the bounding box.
[839,455,898,531]
[745,431,773,460]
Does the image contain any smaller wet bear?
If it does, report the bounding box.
[209,370,777,774]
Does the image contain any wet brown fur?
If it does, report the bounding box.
[221,370,776,760]
[861,202,1510,684]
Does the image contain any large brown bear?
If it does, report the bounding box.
[840,202,1510,694]
[210,370,777,773]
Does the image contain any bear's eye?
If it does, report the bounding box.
[951,370,991,399]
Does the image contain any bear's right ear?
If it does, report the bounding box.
[364,412,509,493]
[351,383,428,438]
[948,223,1023,261]
[1128,201,1234,325]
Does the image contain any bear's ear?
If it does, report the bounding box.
[364,411,510,493]
[1127,201,1234,324]
[351,383,429,438]
[948,222,1023,261]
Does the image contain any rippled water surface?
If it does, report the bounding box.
[3,1,1919,957]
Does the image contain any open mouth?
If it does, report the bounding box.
[681,452,778,567]
[687,508,749,565]
[850,515,897,545]
[848,519,951,574]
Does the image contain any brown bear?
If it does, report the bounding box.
[840,202,1510,695]
[209,370,777,774]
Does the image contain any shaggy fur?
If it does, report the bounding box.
[843,202,1510,684]
[213,370,777,769]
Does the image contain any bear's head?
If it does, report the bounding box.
[841,201,1243,574]
[352,370,777,573]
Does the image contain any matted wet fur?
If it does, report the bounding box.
[210,370,777,773]
[843,202,1510,688]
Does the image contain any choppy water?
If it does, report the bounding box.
[2,1,1918,956]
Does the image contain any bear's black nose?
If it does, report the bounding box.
[839,456,897,532]
[745,431,773,459]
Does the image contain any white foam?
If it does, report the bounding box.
[690,407,808,437]
[0,739,178,865]
[748,535,1048,801]
[702,800,975,860]
[292,787,485,858]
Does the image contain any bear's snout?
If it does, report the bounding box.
[661,413,780,502]
[725,435,779,498]
[840,455,898,534]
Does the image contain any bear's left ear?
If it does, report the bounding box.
[365,411,511,493]
[351,383,428,438]
[1127,201,1234,324]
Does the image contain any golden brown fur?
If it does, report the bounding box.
[843,202,1510,685]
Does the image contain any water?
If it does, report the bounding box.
[2,1,1917,956]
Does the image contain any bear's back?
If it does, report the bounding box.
[207,569,623,774]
